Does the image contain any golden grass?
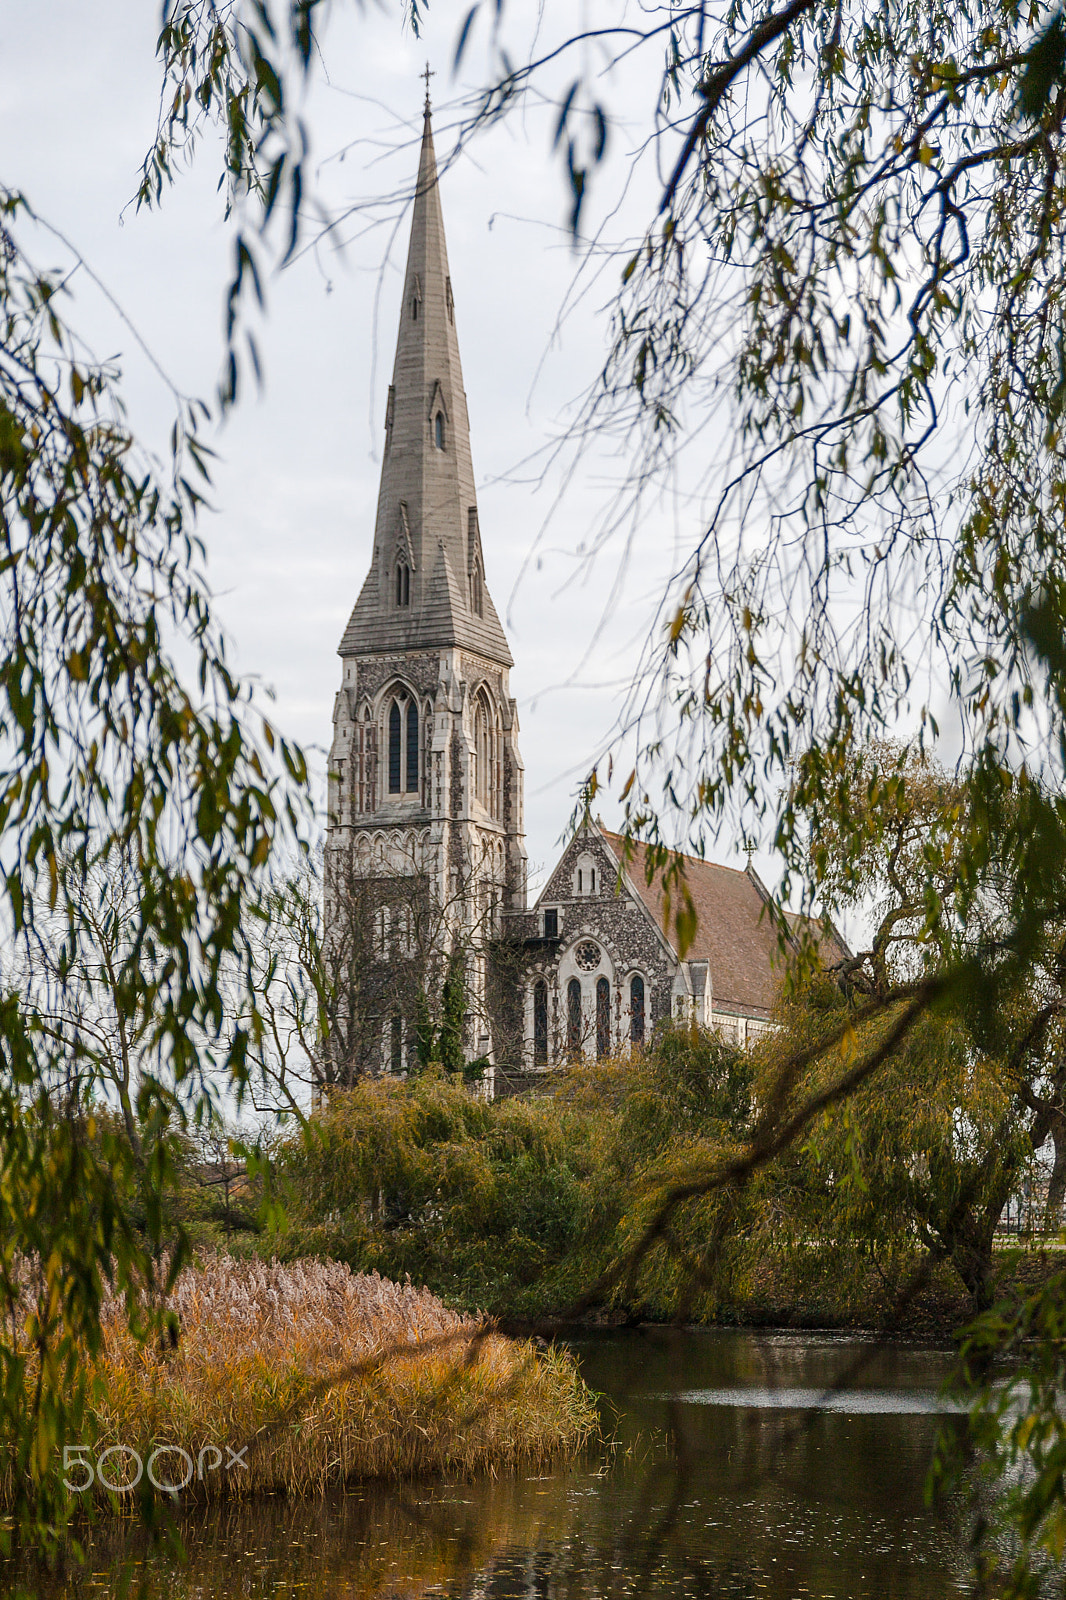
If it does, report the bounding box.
[83,1255,597,1501]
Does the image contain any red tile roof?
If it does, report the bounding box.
[601,830,847,1018]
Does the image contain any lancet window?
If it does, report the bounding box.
[629,975,646,1046]
[596,977,611,1058]
[386,692,420,797]
[566,978,582,1061]
[472,690,501,819]
[405,701,419,792]
[388,702,402,793]
[435,411,446,450]
[396,561,410,607]
[533,980,548,1065]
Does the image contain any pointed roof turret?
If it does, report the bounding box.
[339,93,512,665]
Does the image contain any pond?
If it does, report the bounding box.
[10,1328,976,1598]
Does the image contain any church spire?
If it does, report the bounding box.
[338,88,512,665]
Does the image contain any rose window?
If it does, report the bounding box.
[575,940,601,972]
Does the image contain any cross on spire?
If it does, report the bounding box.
[422,61,435,112]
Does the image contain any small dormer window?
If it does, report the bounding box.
[435,411,445,450]
[396,562,410,607]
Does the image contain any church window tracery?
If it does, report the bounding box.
[596,977,611,1058]
[576,940,600,972]
[566,978,582,1060]
[533,980,548,1065]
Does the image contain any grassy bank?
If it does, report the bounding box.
[79,1256,596,1501]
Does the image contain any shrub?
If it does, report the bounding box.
[278,1027,755,1322]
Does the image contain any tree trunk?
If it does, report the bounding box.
[1045,1121,1066,1231]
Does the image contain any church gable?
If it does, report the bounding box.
[512,823,679,1069]
[535,825,671,959]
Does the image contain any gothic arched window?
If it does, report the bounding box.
[567,978,582,1061]
[472,691,501,819]
[629,974,645,1046]
[533,980,548,1065]
[596,977,611,1058]
[472,563,483,617]
[405,701,419,793]
[388,701,402,793]
[474,696,489,810]
[435,411,445,450]
[396,562,410,607]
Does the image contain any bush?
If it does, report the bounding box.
[277,1026,755,1322]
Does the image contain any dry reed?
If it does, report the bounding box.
[83,1255,596,1501]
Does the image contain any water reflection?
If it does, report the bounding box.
[666,1386,968,1412]
[5,1330,974,1599]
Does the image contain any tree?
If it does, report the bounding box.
[755,975,1033,1313]
[240,841,528,1104]
[0,147,308,1550]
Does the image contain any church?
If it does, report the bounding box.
[325,94,843,1092]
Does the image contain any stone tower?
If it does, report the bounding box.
[326,93,527,1078]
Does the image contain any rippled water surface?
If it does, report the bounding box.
[12,1329,975,1598]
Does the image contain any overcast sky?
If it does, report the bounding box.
[1,2,751,890]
